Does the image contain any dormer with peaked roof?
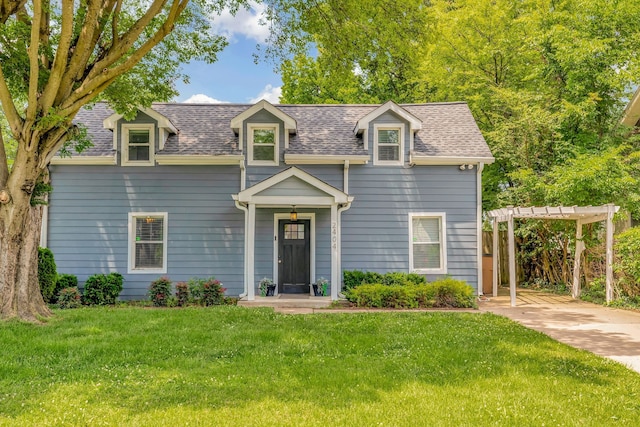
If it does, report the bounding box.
[231,100,298,167]
[353,101,423,166]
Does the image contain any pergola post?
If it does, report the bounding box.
[507,206,517,307]
[572,219,584,299]
[606,203,615,303]
[492,217,499,297]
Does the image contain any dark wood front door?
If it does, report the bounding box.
[278,219,311,294]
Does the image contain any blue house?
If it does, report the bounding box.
[43,100,494,300]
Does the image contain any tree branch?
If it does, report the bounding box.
[60,0,188,114]
[0,0,26,24]
[0,129,8,188]
[40,0,74,112]
[25,0,43,128]
[0,66,22,139]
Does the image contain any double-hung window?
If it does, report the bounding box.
[248,124,278,166]
[128,212,168,274]
[122,124,155,166]
[374,124,404,165]
[409,213,447,274]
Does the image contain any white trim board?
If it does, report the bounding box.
[408,212,448,275]
[127,212,168,275]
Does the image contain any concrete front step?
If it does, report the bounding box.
[238,295,332,309]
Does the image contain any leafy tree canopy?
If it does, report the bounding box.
[265,0,640,213]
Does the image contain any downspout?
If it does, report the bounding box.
[343,160,349,193]
[477,162,485,296]
[235,200,249,299]
[240,160,246,191]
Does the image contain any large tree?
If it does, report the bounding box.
[0,0,244,321]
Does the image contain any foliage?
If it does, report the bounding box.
[37,247,57,303]
[175,282,190,307]
[345,278,476,309]
[148,276,173,307]
[0,0,248,320]
[313,277,329,296]
[580,277,606,305]
[1,308,639,425]
[82,273,124,306]
[53,274,78,304]
[57,287,82,309]
[258,277,274,297]
[343,270,426,292]
[614,226,640,299]
[201,278,226,306]
[188,277,226,306]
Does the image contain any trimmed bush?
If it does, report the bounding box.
[345,278,476,309]
[176,282,190,307]
[83,272,124,305]
[38,247,57,303]
[149,276,172,307]
[58,287,82,309]
[343,270,427,291]
[188,277,226,306]
[430,278,476,308]
[53,274,78,303]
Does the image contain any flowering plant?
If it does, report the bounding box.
[259,277,275,296]
[314,277,329,296]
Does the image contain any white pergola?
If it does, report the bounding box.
[486,204,619,307]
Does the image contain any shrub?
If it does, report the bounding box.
[83,272,124,305]
[175,281,190,307]
[201,278,226,306]
[343,270,427,291]
[149,276,172,307]
[581,277,606,304]
[188,277,226,306]
[38,247,57,303]
[614,227,640,299]
[431,278,477,308]
[345,278,476,309]
[53,274,77,303]
[58,287,82,309]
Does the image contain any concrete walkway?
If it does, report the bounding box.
[478,289,640,374]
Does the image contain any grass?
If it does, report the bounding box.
[1,307,639,426]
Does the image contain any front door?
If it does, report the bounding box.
[278,219,311,294]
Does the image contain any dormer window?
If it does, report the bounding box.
[122,124,155,166]
[374,124,404,165]
[248,124,279,166]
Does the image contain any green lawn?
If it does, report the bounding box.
[1,307,639,426]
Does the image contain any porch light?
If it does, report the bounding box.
[290,206,298,222]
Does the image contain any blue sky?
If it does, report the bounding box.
[173,2,283,104]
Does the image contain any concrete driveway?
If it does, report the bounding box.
[479,289,640,374]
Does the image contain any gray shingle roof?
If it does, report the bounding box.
[73,101,492,159]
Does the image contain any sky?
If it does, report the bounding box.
[174,2,283,105]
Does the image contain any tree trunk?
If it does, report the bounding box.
[0,145,52,321]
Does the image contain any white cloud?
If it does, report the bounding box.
[182,93,228,104]
[211,1,269,43]
[249,84,282,104]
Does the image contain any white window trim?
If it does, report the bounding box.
[247,123,279,166]
[408,212,447,274]
[373,124,404,166]
[128,212,168,274]
[122,123,155,166]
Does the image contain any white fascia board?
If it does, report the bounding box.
[49,155,116,165]
[284,154,369,165]
[230,99,297,133]
[622,87,640,126]
[354,101,422,135]
[103,108,177,134]
[155,155,244,165]
[410,155,495,165]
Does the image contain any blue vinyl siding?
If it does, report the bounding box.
[47,165,245,299]
[342,164,479,290]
